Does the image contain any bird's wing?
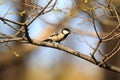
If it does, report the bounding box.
[49,32,59,37]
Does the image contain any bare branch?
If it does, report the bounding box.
[0,17,24,26]
[24,0,53,44]
[31,41,120,73]
[0,37,25,43]
[26,0,53,26]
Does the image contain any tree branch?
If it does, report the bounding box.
[0,17,24,26]
[31,41,120,73]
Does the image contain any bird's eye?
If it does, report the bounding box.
[63,30,69,34]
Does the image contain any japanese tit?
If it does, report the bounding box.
[43,28,70,43]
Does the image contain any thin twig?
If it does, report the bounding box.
[3,21,24,32]
[0,37,25,43]
[24,0,53,43]
[89,10,102,64]
[27,0,53,26]
[102,24,120,40]
[102,31,120,42]
[90,41,101,64]
[0,17,24,26]
[91,10,101,40]
[103,0,120,40]
[99,40,120,66]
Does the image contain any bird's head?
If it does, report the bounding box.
[62,28,71,35]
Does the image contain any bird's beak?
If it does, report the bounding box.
[70,32,74,35]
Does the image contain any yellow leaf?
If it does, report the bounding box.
[0,0,5,5]
[20,10,26,16]
[84,0,88,3]
[68,9,78,17]
[55,9,62,13]
[13,51,20,57]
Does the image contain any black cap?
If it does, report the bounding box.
[62,28,70,32]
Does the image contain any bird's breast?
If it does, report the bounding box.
[50,33,64,42]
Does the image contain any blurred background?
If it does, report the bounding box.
[0,0,120,80]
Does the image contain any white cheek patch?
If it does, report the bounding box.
[63,30,69,34]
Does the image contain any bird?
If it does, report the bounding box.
[43,28,71,43]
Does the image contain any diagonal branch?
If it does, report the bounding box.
[26,0,53,26]
[0,38,120,73]
[0,37,25,43]
[31,41,120,73]
[24,0,53,44]
[0,17,24,26]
